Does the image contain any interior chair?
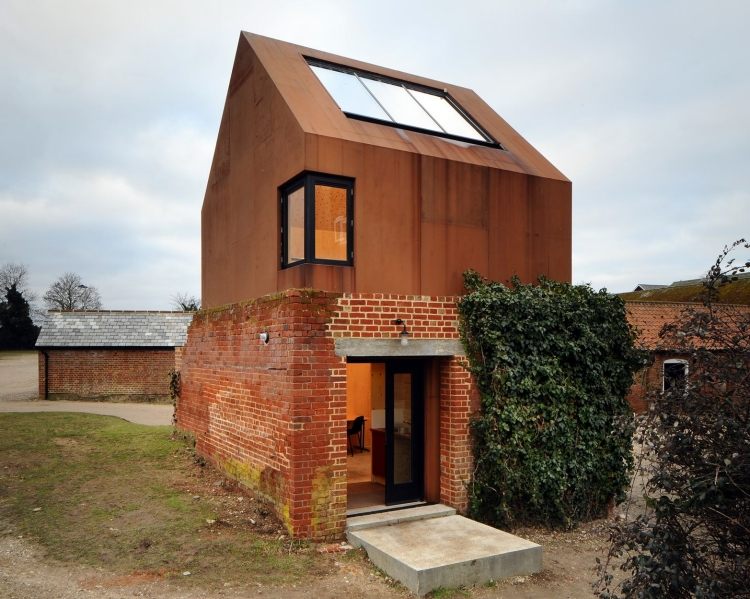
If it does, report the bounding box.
[347,416,365,456]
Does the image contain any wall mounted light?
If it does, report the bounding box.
[394,319,410,346]
[259,332,269,344]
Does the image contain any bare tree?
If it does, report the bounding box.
[171,292,200,311]
[0,263,29,292]
[43,272,102,311]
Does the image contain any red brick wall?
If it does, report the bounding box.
[330,295,460,339]
[174,346,185,371]
[329,294,475,511]
[177,291,346,540]
[177,290,477,540]
[38,348,177,402]
[439,356,477,510]
[627,352,690,412]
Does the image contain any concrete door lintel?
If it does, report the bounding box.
[334,338,464,358]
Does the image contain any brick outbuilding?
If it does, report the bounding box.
[625,301,750,412]
[36,310,193,402]
[176,33,572,540]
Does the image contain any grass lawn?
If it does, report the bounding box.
[0,412,330,589]
[0,411,616,598]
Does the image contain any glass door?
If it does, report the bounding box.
[385,360,424,504]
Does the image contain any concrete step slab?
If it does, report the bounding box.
[347,504,456,531]
[347,514,541,596]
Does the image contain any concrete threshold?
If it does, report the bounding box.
[347,505,541,596]
[347,504,455,530]
[346,500,428,518]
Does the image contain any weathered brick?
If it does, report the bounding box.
[38,348,177,401]
[176,290,476,540]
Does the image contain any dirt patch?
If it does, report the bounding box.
[173,472,287,536]
[0,533,406,599]
[79,570,167,589]
[0,512,627,598]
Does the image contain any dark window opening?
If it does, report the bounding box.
[307,58,500,149]
[280,173,354,268]
[663,360,688,393]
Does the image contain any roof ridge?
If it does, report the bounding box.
[625,300,750,309]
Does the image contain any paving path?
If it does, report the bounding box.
[0,399,173,426]
[0,351,172,426]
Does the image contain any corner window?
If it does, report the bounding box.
[663,359,688,393]
[280,173,353,268]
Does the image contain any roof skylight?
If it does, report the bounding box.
[308,59,497,147]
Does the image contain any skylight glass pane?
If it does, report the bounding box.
[310,65,389,121]
[360,77,437,131]
[409,90,486,141]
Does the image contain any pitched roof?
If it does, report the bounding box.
[36,311,194,348]
[241,33,568,181]
[626,301,750,351]
[620,273,750,304]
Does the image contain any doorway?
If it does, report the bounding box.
[346,359,427,513]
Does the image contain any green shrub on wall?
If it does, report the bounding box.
[459,272,644,529]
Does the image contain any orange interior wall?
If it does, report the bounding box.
[346,363,372,448]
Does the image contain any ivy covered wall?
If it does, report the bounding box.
[459,272,644,528]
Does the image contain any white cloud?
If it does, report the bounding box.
[1,0,748,308]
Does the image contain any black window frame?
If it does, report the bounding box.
[306,57,502,149]
[280,172,354,269]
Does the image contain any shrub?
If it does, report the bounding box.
[459,272,644,529]
[596,240,750,598]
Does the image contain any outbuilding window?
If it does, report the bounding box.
[280,173,354,268]
[663,359,688,393]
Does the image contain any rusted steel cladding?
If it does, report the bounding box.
[201,34,571,307]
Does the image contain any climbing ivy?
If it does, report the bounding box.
[168,368,181,426]
[459,272,644,529]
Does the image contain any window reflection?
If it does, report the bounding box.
[393,373,412,485]
[409,89,484,141]
[286,186,305,264]
[314,184,348,262]
[359,78,436,131]
[310,66,389,121]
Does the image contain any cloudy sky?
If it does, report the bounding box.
[1,0,748,309]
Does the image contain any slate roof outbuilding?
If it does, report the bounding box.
[35,311,194,348]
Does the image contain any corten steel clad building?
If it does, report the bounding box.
[176,33,572,540]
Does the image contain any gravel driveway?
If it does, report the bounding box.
[0,351,38,400]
